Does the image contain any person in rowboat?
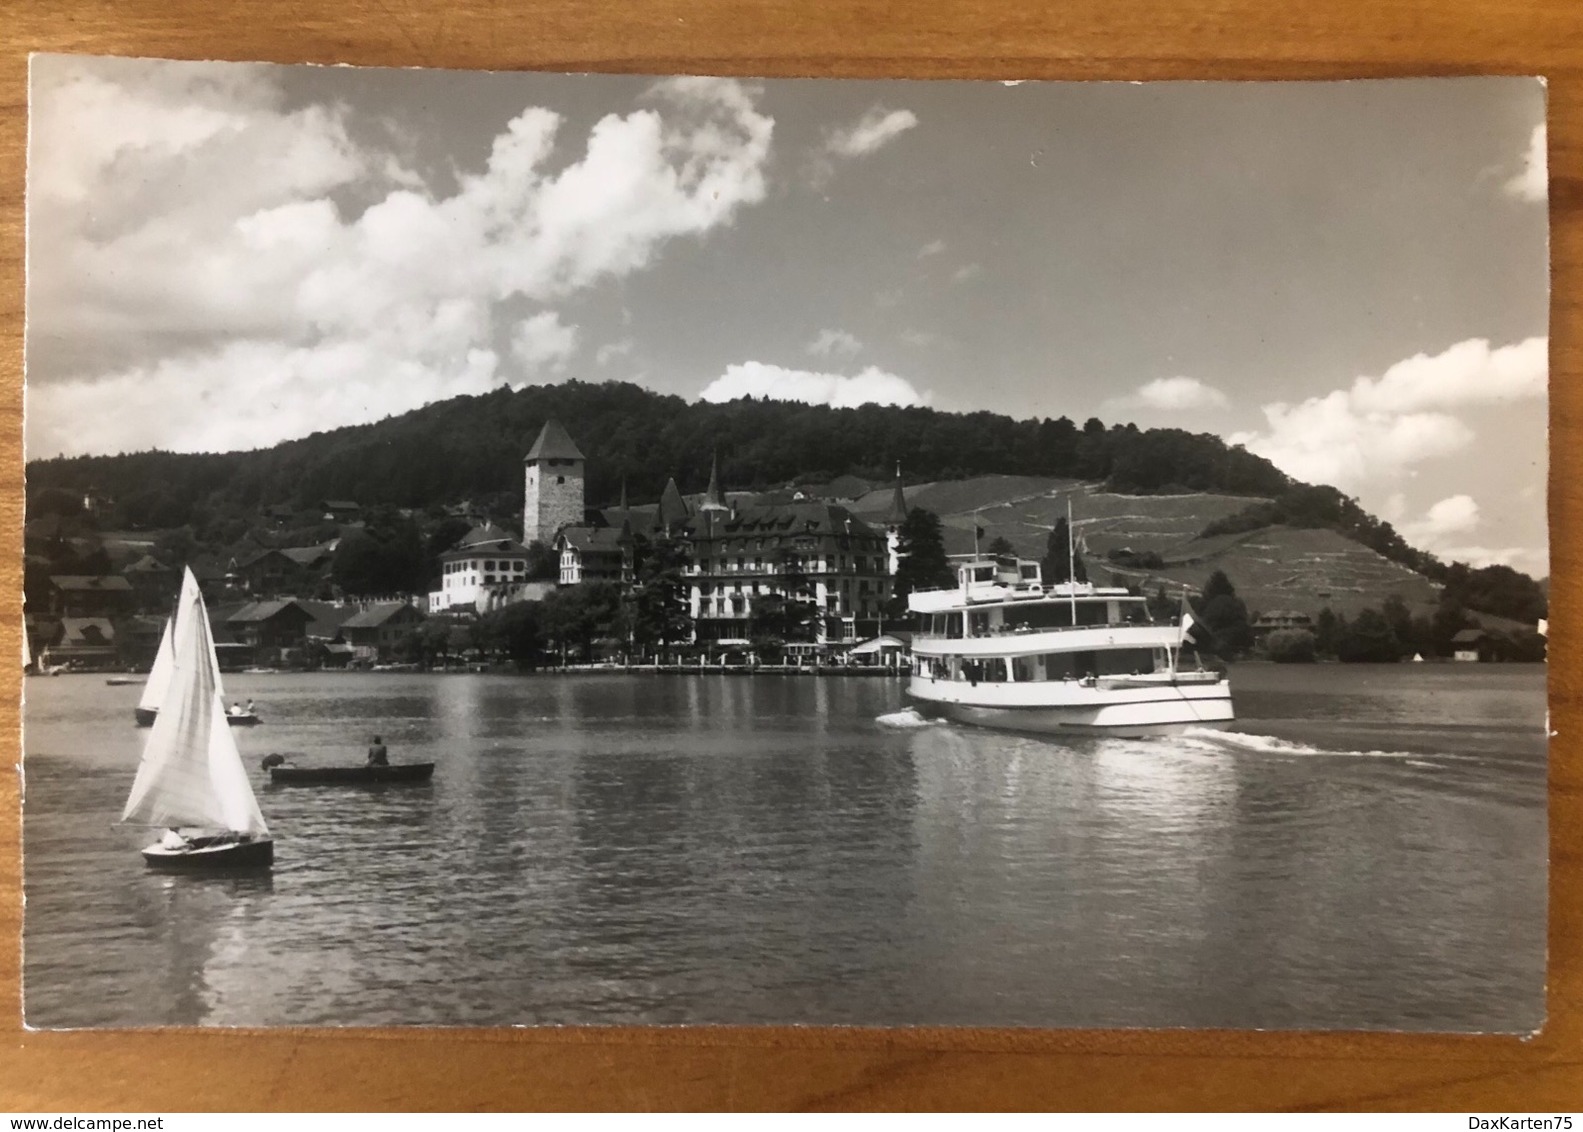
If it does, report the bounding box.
[366,735,388,766]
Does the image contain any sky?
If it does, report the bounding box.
[24,58,1549,575]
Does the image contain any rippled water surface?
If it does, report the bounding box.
[22,663,1546,1030]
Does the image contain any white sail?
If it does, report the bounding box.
[121,568,268,837]
[137,619,175,714]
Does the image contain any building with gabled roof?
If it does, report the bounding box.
[340,601,427,662]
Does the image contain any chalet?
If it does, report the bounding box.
[341,602,427,662]
[121,554,177,611]
[48,575,134,618]
[236,549,299,597]
[1452,628,1491,662]
[50,618,117,668]
[228,600,315,656]
[1252,610,1314,641]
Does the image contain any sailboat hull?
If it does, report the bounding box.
[140,835,274,870]
[135,708,259,727]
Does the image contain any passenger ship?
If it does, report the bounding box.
[906,555,1234,737]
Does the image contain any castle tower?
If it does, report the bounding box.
[523,418,586,547]
[884,462,908,575]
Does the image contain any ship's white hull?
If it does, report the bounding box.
[906,675,1233,738]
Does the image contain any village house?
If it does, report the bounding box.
[121,554,177,612]
[48,617,118,669]
[48,575,134,618]
[1452,628,1491,662]
[227,599,315,661]
[341,602,427,663]
[430,523,544,613]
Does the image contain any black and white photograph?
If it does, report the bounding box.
[20,56,1549,1031]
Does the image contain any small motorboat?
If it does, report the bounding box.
[261,753,434,785]
[106,676,142,686]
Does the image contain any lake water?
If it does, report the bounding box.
[20,663,1547,1031]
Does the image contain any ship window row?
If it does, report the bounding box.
[914,648,1163,682]
[920,602,1151,638]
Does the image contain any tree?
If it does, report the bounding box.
[1335,607,1403,663]
[1314,607,1345,658]
[1265,628,1317,663]
[524,540,558,582]
[1195,570,1253,657]
[629,534,691,656]
[987,535,1016,557]
[1042,517,1088,585]
[887,508,952,619]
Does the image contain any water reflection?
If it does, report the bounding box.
[22,665,1546,1030]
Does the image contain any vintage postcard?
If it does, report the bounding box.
[21,57,1548,1030]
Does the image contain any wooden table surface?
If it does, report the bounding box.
[1,0,1579,1112]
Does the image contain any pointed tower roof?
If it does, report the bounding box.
[885,462,908,525]
[524,418,585,462]
[657,477,691,528]
[700,451,728,513]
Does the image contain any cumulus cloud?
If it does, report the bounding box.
[1394,494,1544,573]
[1230,336,1547,491]
[26,58,775,455]
[917,239,946,258]
[825,106,918,158]
[698,361,931,409]
[510,311,579,374]
[1505,123,1547,203]
[806,328,862,357]
[1107,376,1230,414]
[595,338,635,366]
[1402,494,1480,543]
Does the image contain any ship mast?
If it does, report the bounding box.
[1067,497,1077,624]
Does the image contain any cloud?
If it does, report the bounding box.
[1505,123,1547,203]
[917,239,946,258]
[510,311,579,375]
[26,59,775,455]
[1402,494,1480,543]
[1104,376,1229,415]
[1229,336,1547,491]
[951,263,982,284]
[825,106,918,158]
[698,361,931,409]
[806,328,862,357]
[1394,494,1546,573]
[595,338,635,366]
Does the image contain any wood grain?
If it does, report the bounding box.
[1,0,1579,1111]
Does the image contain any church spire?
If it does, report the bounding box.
[885,461,908,526]
[701,450,728,514]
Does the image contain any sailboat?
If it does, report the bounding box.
[135,611,260,727]
[134,619,174,725]
[120,567,274,869]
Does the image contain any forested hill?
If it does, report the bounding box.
[29,380,1295,523]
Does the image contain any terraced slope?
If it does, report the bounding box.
[851,475,1442,618]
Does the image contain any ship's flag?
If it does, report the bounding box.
[1180,611,1201,645]
[976,525,986,539]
